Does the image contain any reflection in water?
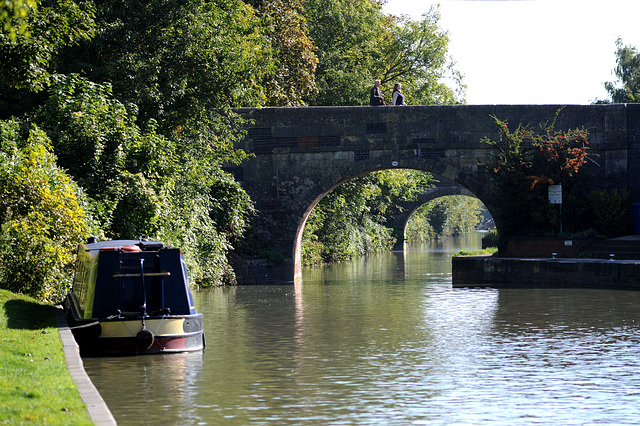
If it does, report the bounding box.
[83,351,204,425]
[84,233,640,425]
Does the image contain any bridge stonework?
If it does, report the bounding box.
[230,105,640,284]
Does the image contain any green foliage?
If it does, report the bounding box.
[57,0,277,128]
[404,209,435,242]
[302,169,434,264]
[304,0,386,105]
[0,0,36,40]
[300,224,324,266]
[437,196,483,235]
[602,38,640,103]
[1,0,263,288]
[39,74,162,236]
[406,195,483,243]
[589,188,632,238]
[0,0,95,91]
[455,247,497,256]
[155,168,253,286]
[38,74,253,286]
[255,0,318,105]
[380,7,465,105]
[0,119,90,303]
[481,114,590,236]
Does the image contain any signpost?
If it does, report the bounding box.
[548,184,562,204]
[548,184,562,233]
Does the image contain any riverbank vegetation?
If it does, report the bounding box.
[0,289,91,424]
[1,0,464,301]
[406,195,485,244]
[455,247,498,257]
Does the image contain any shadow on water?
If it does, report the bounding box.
[3,299,57,330]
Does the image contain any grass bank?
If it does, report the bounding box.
[0,289,92,424]
[455,247,498,257]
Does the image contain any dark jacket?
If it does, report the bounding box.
[370,85,384,105]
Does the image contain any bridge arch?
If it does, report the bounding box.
[288,159,499,281]
[387,179,483,250]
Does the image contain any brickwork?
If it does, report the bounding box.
[501,238,594,258]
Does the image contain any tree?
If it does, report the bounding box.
[0,0,95,91]
[38,74,253,286]
[378,7,465,105]
[1,0,36,40]
[57,0,276,131]
[1,0,271,288]
[602,38,640,103]
[304,0,385,105]
[303,1,464,105]
[39,74,162,235]
[253,0,318,106]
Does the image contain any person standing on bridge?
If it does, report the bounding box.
[370,79,385,106]
[392,83,407,106]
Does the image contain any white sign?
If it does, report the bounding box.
[548,184,562,204]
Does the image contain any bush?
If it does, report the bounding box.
[482,229,498,248]
[0,120,91,303]
[590,188,633,238]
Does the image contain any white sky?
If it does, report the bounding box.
[383,0,640,105]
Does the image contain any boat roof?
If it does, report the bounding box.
[82,239,168,254]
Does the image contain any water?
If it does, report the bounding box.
[83,233,640,425]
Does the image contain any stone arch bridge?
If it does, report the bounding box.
[227,105,640,284]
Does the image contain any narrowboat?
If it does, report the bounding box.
[64,238,204,356]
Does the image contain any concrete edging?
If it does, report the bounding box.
[452,256,640,289]
[54,306,117,426]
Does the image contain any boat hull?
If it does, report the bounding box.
[68,313,205,356]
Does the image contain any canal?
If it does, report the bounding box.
[84,232,640,425]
